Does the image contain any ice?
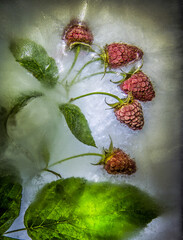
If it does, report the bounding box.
[0,0,182,239]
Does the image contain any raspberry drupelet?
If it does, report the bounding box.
[102,43,143,69]
[120,70,155,102]
[104,148,136,175]
[63,19,93,48]
[114,97,144,130]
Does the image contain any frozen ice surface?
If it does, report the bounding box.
[0,0,182,239]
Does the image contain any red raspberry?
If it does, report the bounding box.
[104,43,143,69]
[63,19,93,48]
[93,139,137,175]
[120,71,155,101]
[104,148,136,175]
[114,98,144,130]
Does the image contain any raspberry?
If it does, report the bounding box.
[120,71,155,101]
[104,43,143,69]
[63,19,93,48]
[104,148,136,175]
[114,98,144,130]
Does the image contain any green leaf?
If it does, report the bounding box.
[10,39,59,87]
[24,178,160,240]
[0,176,22,235]
[59,103,96,147]
[5,92,43,132]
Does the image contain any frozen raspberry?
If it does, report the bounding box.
[103,43,143,69]
[114,98,144,130]
[120,71,155,101]
[63,19,93,48]
[104,148,136,175]
[94,140,137,175]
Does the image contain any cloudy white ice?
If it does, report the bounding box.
[0,0,182,239]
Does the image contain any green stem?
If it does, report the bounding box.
[48,153,104,168]
[70,91,122,103]
[5,219,70,235]
[5,227,27,234]
[69,57,101,86]
[92,43,105,55]
[77,71,119,82]
[43,168,62,178]
[61,45,81,83]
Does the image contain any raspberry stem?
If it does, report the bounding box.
[77,70,119,82]
[70,91,122,103]
[48,153,104,168]
[61,45,81,83]
[69,57,101,86]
